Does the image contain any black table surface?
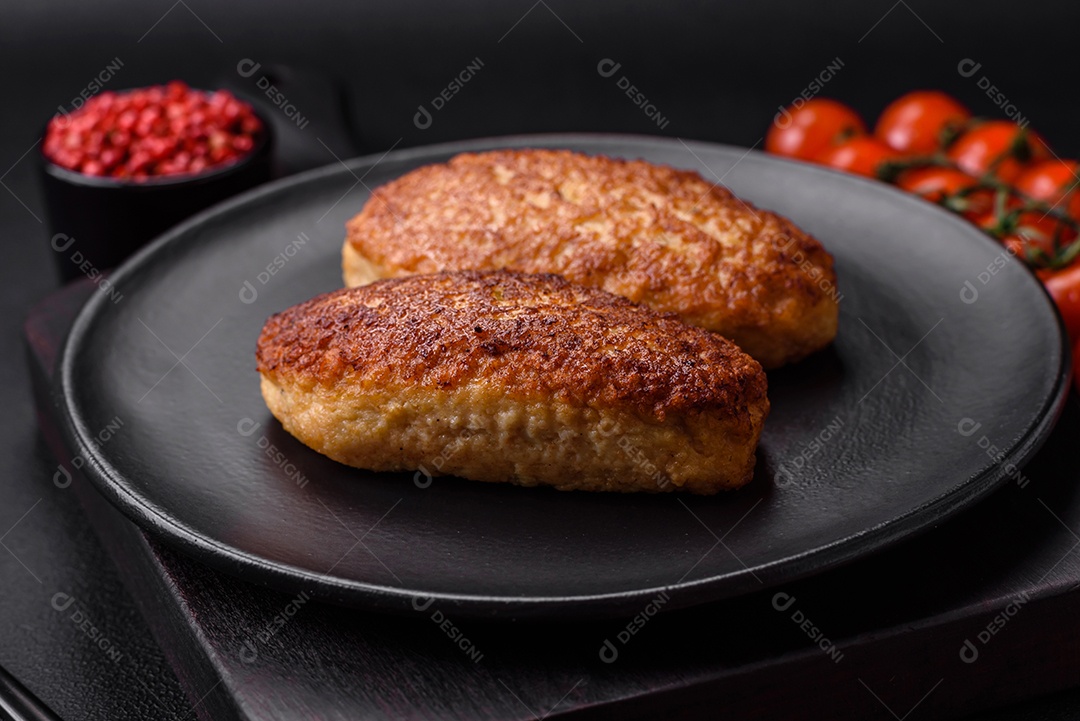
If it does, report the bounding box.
[6,2,1080,717]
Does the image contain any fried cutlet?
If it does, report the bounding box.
[342,149,838,368]
[256,271,769,494]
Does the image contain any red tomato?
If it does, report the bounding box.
[973,210,1003,238]
[1043,262,1080,341]
[814,137,903,179]
[946,121,1050,183]
[766,99,867,161]
[896,166,978,202]
[1003,236,1027,257]
[1005,212,1078,257]
[875,91,971,154]
[1015,160,1080,219]
[960,189,997,221]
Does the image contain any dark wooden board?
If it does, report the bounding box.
[30,280,1080,720]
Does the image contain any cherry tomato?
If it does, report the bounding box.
[1002,236,1027,257]
[766,99,867,162]
[1042,262,1080,341]
[1015,160,1080,220]
[896,166,994,219]
[896,166,978,202]
[814,137,903,179]
[959,189,998,221]
[1004,211,1077,258]
[973,210,1003,238]
[875,91,971,155]
[946,121,1050,183]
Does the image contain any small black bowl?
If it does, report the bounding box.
[39,107,274,283]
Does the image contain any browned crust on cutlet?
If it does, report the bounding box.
[343,148,838,368]
[256,270,768,422]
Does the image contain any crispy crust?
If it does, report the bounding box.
[256,271,769,493]
[257,271,767,419]
[343,149,839,368]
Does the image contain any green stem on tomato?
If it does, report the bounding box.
[1054,237,1080,269]
[875,154,951,183]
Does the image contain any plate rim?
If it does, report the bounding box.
[55,132,1073,619]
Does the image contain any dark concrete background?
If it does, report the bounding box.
[2,1,1079,717]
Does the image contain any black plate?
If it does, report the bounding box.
[56,134,1070,619]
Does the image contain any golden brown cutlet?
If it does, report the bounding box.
[256,270,769,494]
[342,148,838,368]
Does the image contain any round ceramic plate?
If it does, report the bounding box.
[57,134,1070,619]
